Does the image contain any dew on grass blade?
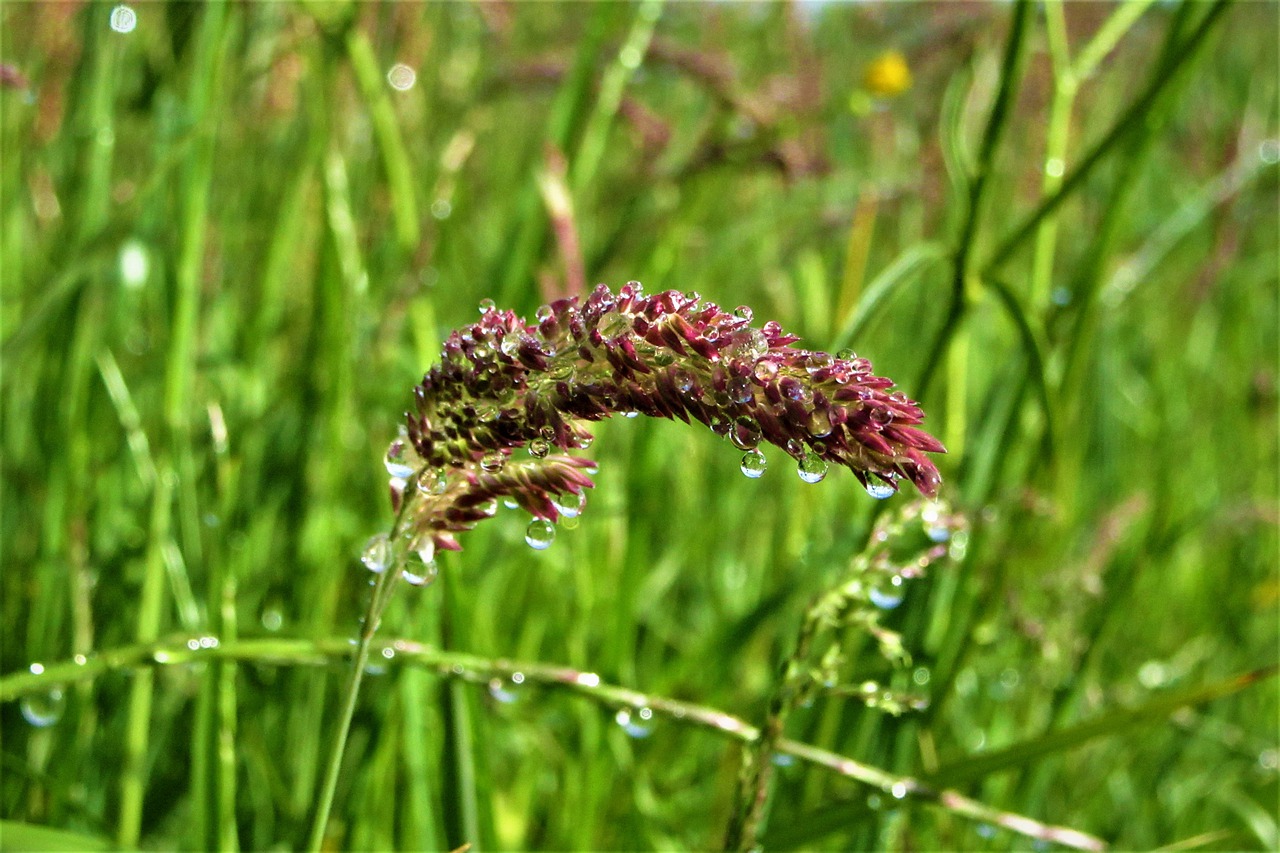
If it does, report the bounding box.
[740,449,767,478]
[797,452,827,483]
[615,706,654,738]
[361,533,392,574]
[526,519,555,550]
[21,688,65,727]
[488,672,525,704]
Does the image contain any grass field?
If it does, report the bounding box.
[2,1,1277,850]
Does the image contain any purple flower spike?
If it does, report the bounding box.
[396,283,944,551]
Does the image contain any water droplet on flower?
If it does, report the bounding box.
[416,468,448,496]
[890,782,909,800]
[499,336,519,357]
[806,352,834,373]
[836,348,856,360]
[384,439,416,480]
[526,519,555,550]
[728,377,754,405]
[730,417,762,450]
[753,359,779,383]
[553,491,585,519]
[475,403,498,422]
[865,478,896,500]
[535,305,553,322]
[673,369,695,394]
[740,450,767,478]
[652,350,675,367]
[402,557,439,587]
[783,382,812,404]
[797,452,828,484]
[528,438,550,458]
[481,451,505,472]
[807,409,832,438]
[21,688,65,727]
[615,706,654,738]
[598,312,631,341]
[478,298,495,314]
[361,533,392,574]
[709,415,731,436]
[733,306,754,322]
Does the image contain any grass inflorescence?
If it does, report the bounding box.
[2,2,1277,851]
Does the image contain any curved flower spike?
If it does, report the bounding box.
[395,282,944,553]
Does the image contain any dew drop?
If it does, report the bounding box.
[836,348,856,360]
[525,519,555,550]
[806,352,834,373]
[709,415,731,436]
[730,417,762,451]
[417,468,448,496]
[864,478,897,500]
[478,298,495,314]
[259,596,285,632]
[598,312,631,341]
[488,677,521,704]
[615,706,654,738]
[673,369,695,394]
[651,350,675,367]
[361,533,392,574]
[869,575,905,609]
[402,557,439,587]
[21,688,65,727]
[535,305,553,322]
[753,359,779,383]
[553,491,585,519]
[384,439,416,480]
[890,781,909,800]
[807,409,832,438]
[728,377,754,405]
[733,306,753,322]
[480,451,505,472]
[797,452,828,484]
[528,438,550,458]
[740,450,767,479]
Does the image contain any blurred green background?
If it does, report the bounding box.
[2,1,1276,850]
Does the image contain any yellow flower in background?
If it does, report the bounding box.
[864,50,912,98]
